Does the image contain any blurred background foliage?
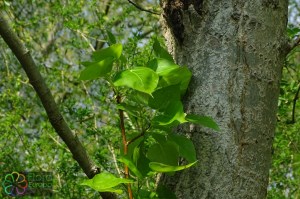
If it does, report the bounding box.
[0,0,300,198]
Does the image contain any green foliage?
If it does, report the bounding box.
[81,172,134,194]
[153,38,173,61]
[79,57,114,80]
[78,40,219,197]
[268,20,300,198]
[0,1,162,198]
[2,0,299,198]
[185,114,220,131]
[149,161,197,172]
[113,67,159,94]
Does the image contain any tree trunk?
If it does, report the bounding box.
[159,1,288,198]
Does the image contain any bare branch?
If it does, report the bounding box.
[0,12,116,199]
[128,0,160,15]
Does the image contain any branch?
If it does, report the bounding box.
[128,0,160,15]
[0,13,116,199]
[116,95,133,199]
[104,0,111,15]
[292,83,300,123]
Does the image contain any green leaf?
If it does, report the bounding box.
[149,161,197,172]
[92,43,122,61]
[147,58,178,76]
[147,141,179,166]
[151,133,167,144]
[287,26,300,38]
[118,156,143,179]
[153,39,173,61]
[116,103,140,117]
[152,100,186,126]
[128,91,150,105]
[148,84,181,111]
[113,67,159,94]
[80,172,133,193]
[106,30,117,44]
[127,133,144,159]
[136,151,152,177]
[132,145,140,165]
[160,66,192,94]
[147,58,191,94]
[168,134,197,163]
[79,57,114,80]
[185,114,220,131]
[156,185,177,199]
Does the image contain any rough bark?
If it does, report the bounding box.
[159,1,288,198]
[0,13,116,199]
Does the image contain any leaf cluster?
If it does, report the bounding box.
[79,38,219,197]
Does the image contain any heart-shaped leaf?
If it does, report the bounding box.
[80,172,133,193]
[147,141,179,166]
[113,67,159,94]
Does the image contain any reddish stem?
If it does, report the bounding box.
[117,95,133,199]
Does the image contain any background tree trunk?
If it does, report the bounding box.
[159,1,288,198]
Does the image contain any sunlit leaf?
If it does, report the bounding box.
[79,57,114,80]
[153,39,173,61]
[80,172,133,193]
[113,67,159,94]
[147,58,178,76]
[149,161,198,172]
[160,66,192,94]
[92,43,122,61]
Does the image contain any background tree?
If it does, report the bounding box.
[0,0,300,198]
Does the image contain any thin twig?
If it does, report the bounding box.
[292,83,300,123]
[104,0,111,15]
[12,125,42,170]
[127,0,160,15]
[127,131,145,146]
[76,30,96,51]
[47,133,70,152]
[41,23,62,56]
[107,143,122,176]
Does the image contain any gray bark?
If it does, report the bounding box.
[159,1,289,198]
